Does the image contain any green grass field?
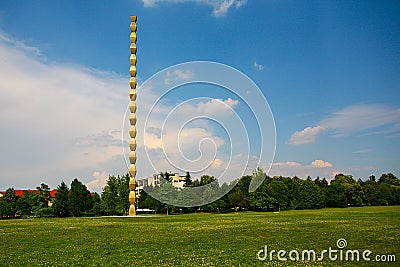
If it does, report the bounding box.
[0,206,399,266]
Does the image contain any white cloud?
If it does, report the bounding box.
[164,69,194,85]
[311,159,333,168]
[211,158,223,169]
[143,130,164,149]
[142,97,238,151]
[179,98,239,117]
[0,30,254,190]
[0,31,41,56]
[235,0,247,8]
[253,61,265,71]
[320,104,400,135]
[145,126,224,150]
[352,149,372,154]
[86,171,109,192]
[141,0,247,17]
[212,0,235,17]
[137,91,247,183]
[142,0,157,7]
[287,104,400,145]
[72,130,123,148]
[286,126,325,145]
[269,159,334,179]
[272,161,301,167]
[0,31,128,188]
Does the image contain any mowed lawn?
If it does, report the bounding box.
[0,206,399,266]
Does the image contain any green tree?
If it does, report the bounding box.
[17,191,37,216]
[137,186,150,208]
[314,177,322,187]
[321,178,329,188]
[331,174,363,206]
[184,171,192,187]
[378,173,400,186]
[227,187,248,209]
[355,196,363,207]
[369,175,376,182]
[378,183,394,205]
[249,177,275,211]
[200,175,216,186]
[0,198,6,218]
[101,175,130,215]
[325,182,347,208]
[361,180,379,206]
[157,182,178,215]
[297,180,324,209]
[288,176,302,209]
[116,174,130,215]
[53,181,70,217]
[344,183,364,206]
[4,188,18,218]
[393,186,400,205]
[200,182,221,210]
[227,175,252,209]
[314,177,328,189]
[268,179,289,210]
[68,178,92,216]
[204,199,227,213]
[36,183,51,205]
[101,175,119,215]
[138,186,163,213]
[160,172,172,183]
[33,183,53,217]
[332,173,356,184]
[191,179,201,187]
[91,192,101,216]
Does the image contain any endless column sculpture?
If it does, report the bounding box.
[128,15,137,216]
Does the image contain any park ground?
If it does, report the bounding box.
[0,206,399,266]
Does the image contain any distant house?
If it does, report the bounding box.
[0,189,58,207]
[170,173,187,189]
[135,172,187,197]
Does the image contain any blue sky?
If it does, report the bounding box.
[0,0,399,191]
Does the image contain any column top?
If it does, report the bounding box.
[130,16,137,22]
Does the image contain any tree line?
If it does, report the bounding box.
[0,170,399,218]
[0,175,129,218]
[138,170,400,214]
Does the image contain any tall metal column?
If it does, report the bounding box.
[128,15,137,216]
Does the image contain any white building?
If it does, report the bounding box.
[135,172,187,197]
[170,173,187,189]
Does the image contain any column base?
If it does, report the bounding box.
[128,205,136,216]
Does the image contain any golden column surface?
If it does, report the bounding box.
[128,15,137,216]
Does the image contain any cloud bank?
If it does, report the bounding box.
[269,159,334,179]
[287,126,325,145]
[0,31,128,189]
[0,31,246,190]
[141,0,247,17]
[287,104,400,145]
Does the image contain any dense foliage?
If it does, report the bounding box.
[137,170,400,214]
[0,170,399,218]
[0,179,95,218]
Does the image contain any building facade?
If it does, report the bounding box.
[135,173,187,197]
